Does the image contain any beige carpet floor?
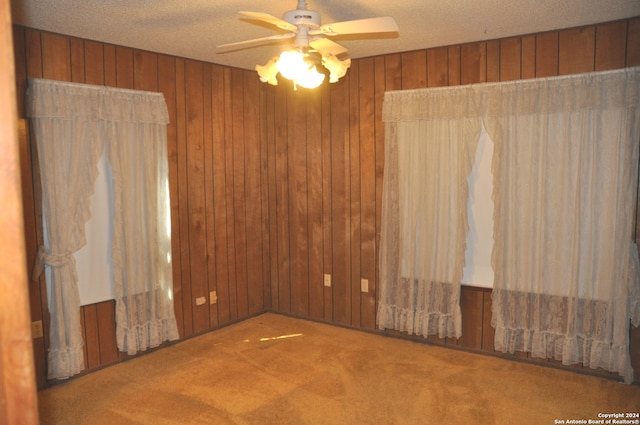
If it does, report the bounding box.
[38,313,640,425]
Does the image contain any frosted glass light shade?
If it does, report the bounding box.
[323,55,351,83]
[276,50,309,81]
[294,65,325,88]
[255,58,279,85]
[257,48,348,89]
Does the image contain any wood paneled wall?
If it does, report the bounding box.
[13,17,640,388]
[262,17,640,382]
[13,26,270,387]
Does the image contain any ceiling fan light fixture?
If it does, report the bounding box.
[256,49,329,90]
[222,1,398,90]
[256,48,350,89]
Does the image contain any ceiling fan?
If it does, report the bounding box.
[217,0,399,89]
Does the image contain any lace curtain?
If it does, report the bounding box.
[379,67,640,383]
[378,86,483,339]
[105,114,178,354]
[27,82,103,379]
[27,78,179,379]
[483,69,640,384]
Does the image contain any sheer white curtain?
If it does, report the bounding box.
[27,81,103,379]
[483,68,640,384]
[105,101,179,354]
[378,88,482,338]
[27,78,179,379]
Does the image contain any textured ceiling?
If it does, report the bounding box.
[10,0,640,71]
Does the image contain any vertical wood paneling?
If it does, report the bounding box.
[627,18,640,66]
[521,35,536,79]
[211,65,231,325]
[559,27,595,75]
[320,82,333,322]
[82,305,101,369]
[481,291,495,352]
[307,89,324,321]
[175,58,193,337]
[103,45,116,86]
[263,86,277,311]
[385,53,403,90]
[448,46,461,86]
[401,50,427,89]
[231,68,249,320]
[69,38,84,83]
[460,42,486,84]
[536,31,559,77]
[330,81,351,325]
[202,63,218,327]
[115,47,133,89]
[359,58,377,330]
[41,32,70,81]
[373,56,386,327]
[486,40,500,83]
[288,89,309,317]
[500,37,521,81]
[24,29,42,79]
[348,61,362,328]
[260,87,274,312]
[224,69,239,321]
[84,41,104,85]
[595,21,627,71]
[427,47,449,87]
[274,84,290,313]
[458,288,483,350]
[134,51,158,91]
[244,72,264,315]
[95,301,118,364]
[185,60,209,333]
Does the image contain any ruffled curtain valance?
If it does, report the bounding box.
[26,78,169,123]
[383,67,640,122]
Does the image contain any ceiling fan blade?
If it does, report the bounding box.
[309,38,349,57]
[238,11,298,32]
[217,33,294,50]
[312,16,399,36]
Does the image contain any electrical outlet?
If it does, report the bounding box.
[31,320,43,339]
[361,278,369,293]
[195,296,206,306]
[324,273,332,287]
[210,290,218,304]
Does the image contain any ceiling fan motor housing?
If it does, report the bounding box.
[284,9,321,47]
[283,9,321,28]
